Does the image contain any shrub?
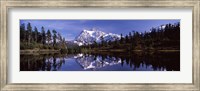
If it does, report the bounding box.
[43,45,48,49]
[28,43,34,49]
[48,46,53,49]
[60,48,68,54]
[54,46,59,50]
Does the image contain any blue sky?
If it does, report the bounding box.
[20,20,180,41]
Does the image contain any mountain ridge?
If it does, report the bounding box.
[74,28,121,46]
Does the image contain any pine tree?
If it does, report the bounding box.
[57,33,63,47]
[120,33,124,44]
[52,29,57,47]
[27,23,32,45]
[100,36,104,47]
[125,35,129,43]
[20,23,25,42]
[41,26,46,45]
[61,38,66,49]
[34,26,38,42]
[47,29,52,46]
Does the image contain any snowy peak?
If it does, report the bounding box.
[103,33,121,42]
[74,28,120,46]
[81,28,106,38]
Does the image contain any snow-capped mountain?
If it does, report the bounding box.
[74,28,120,46]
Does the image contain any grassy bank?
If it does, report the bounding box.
[20,49,60,54]
[21,48,179,55]
[81,48,180,53]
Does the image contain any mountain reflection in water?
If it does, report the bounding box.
[20,52,180,71]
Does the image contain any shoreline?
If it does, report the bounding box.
[20,49,60,54]
[81,48,180,52]
[20,49,180,54]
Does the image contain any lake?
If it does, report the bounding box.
[20,51,180,71]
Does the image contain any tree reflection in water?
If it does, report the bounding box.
[20,52,180,71]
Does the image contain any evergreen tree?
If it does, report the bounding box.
[100,36,104,47]
[20,23,25,42]
[93,41,98,48]
[125,35,129,43]
[27,23,32,45]
[41,26,46,45]
[52,29,57,47]
[61,38,66,49]
[33,26,38,42]
[47,29,52,46]
[57,33,63,47]
[120,33,124,44]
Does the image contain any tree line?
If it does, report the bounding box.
[20,22,67,52]
[81,22,180,51]
[20,22,180,54]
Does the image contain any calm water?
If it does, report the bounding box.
[20,52,180,71]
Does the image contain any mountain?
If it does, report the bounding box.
[74,28,121,46]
